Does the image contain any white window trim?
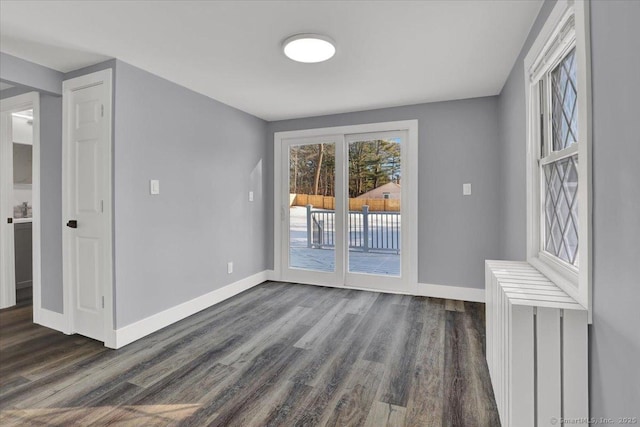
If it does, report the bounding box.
[524,0,592,319]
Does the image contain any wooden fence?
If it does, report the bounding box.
[290,194,400,212]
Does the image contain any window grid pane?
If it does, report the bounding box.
[551,49,578,151]
[543,155,579,266]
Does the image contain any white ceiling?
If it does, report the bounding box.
[0,0,542,121]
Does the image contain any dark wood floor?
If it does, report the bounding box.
[0,282,500,426]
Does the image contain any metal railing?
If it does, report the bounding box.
[306,204,400,254]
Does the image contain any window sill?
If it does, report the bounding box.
[528,256,585,310]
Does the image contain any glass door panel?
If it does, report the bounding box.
[288,142,337,273]
[347,137,402,277]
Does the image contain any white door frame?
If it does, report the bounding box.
[62,69,115,347]
[0,92,41,315]
[274,120,418,294]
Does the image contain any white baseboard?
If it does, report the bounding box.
[268,274,485,303]
[417,282,485,303]
[265,269,277,281]
[36,308,70,334]
[111,270,270,349]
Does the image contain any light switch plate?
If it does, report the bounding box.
[150,179,160,195]
[249,191,254,202]
[463,183,472,196]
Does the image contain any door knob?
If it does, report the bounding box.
[66,220,78,228]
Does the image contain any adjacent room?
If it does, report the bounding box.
[0,1,638,426]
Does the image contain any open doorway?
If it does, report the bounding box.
[11,108,34,307]
[0,92,40,315]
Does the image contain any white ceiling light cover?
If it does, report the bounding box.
[283,34,336,63]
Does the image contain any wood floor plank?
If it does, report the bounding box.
[181,340,307,426]
[211,305,310,367]
[294,299,349,350]
[211,311,362,426]
[127,289,305,388]
[205,349,307,427]
[35,285,307,408]
[363,401,407,427]
[445,299,466,312]
[4,286,285,408]
[0,284,287,406]
[362,303,407,363]
[62,297,302,407]
[443,311,468,426]
[302,294,392,389]
[289,312,361,388]
[253,381,314,427]
[378,297,423,407]
[41,381,147,426]
[344,290,379,316]
[405,297,447,427]
[289,295,400,426]
[443,307,501,427]
[461,303,501,427]
[323,360,385,427]
[0,282,501,426]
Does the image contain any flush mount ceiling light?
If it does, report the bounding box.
[282,34,336,63]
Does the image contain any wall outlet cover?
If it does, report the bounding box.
[150,179,160,195]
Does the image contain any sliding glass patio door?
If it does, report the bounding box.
[277,123,417,294]
[281,135,345,287]
[344,131,407,291]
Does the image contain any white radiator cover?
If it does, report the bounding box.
[485,260,588,427]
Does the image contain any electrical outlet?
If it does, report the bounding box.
[463,183,472,196]
[227,262,233,274]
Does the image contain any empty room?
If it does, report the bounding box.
[0,0,638,426]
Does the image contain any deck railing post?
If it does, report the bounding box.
[306,204,313,248]
[362,205,369,253]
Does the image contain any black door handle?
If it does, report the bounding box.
[67,220,78,229]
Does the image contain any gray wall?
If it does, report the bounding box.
[39,94,63,312]
[0,52,63,95]
[13,143,32,184]
[0,85,34,100]
[498,0,640,417]
[589,0,640,417]
[267,97,502,289]
[497,0,555,261]
[0,56,64,313]
[113,60,268,327]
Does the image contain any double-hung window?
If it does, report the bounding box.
[525,0,592,313]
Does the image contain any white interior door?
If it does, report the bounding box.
[63,70,112,342]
